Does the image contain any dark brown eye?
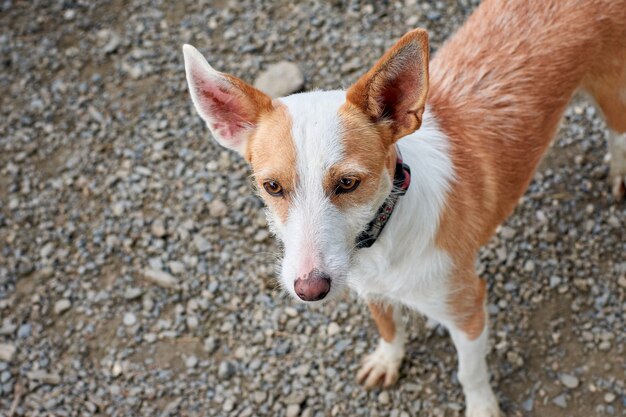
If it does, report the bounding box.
[263,180,284,197]
[336,177,361,194]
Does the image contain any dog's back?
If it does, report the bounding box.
[430,0,626,250]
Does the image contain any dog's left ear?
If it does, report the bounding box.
[346,29,429,144]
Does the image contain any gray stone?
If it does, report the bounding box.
[552,394,568,408]
[209,199,228,218]
[123,312,137,326]
[123,287,143,300]
[218,361,235,379]
[550,276,562,288]
[193,235,211,254]
[168,261,185,274]
[186,315,199,330]
[54,299,71,315]
[143,268,179,289]
[0,344,15,362]
[254,391,267,404]
[185,355,198,368]
[148,257,163,270]
[378,391,390,405]
[40,242,55,258]
[17,323,31,339]
[524,260,536,272]
[521,397,534,412]
[499,226,516,239]
[286,404,300,417]
[253,229,269,242]
[98,29,122,54]
[151,220,166,237]
[327,322,340,336]
[0,371,11,383]
[27,370,61,385]
[559,373,579,389]
[254,61,304,98]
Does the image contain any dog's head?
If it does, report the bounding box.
[183,30,429,303]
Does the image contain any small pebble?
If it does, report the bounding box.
[604,393,616,403]
[218,361,235,379]
[185,355,198,368]
[0,344,16,362]
[378,391,390,405]
[552,394,568,408]
[559,373,579,389]
[54,299,71,315]
[123,312,137,326]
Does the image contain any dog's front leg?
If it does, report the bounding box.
[446,276,501,417]
[449,322,500,417]
[356,301,406,389]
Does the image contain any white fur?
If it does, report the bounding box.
[276,91,396,301]
[449,323,501,417]
[356,305,406,388]
[274,94,495,414]
[275,91,354,299]
[185,72,493,412]
[349,108,456,325]
[274,92,456,317]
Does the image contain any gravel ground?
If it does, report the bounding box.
[1,1,625,416]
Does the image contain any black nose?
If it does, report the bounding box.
[294,269,331,301]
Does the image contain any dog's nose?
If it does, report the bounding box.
[294,270,331,301]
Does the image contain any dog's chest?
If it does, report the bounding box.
[347,243,453,323]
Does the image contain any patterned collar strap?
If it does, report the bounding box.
[355,146,411,249]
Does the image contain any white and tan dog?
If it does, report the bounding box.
[183,1,626,415]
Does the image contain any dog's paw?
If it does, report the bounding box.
[356,341,403,389]
[465,392,501,417]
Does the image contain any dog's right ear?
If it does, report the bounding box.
[183,45,273,158]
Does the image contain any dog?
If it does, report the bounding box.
[182,0,626,415]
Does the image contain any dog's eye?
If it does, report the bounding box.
[336,177,361,194]
[263,180,284,197]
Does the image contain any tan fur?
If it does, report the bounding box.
[346,29,430,144]
[223,73,274,129]
[330,105,397,209]
[368,302,396,343]
[248,103,297,223]
[584,61,626,132]
[428,0,626,338]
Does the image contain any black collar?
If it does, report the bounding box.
[355,146,411,249]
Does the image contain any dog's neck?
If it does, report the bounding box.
[347,106,455,297]
[355,145,411,249]
[353,107,455,252]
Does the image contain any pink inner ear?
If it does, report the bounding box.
[193,71,251,143]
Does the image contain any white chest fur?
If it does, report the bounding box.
[346,110,457,326]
